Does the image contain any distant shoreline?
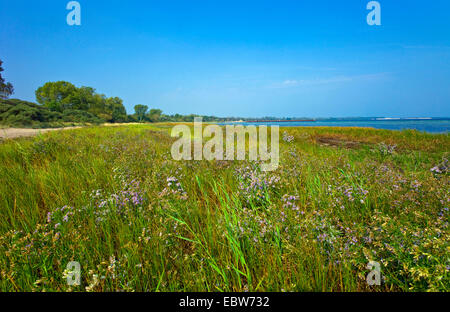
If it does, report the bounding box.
[234,119,316,123]
[220,118,450,133]
[229,117,450,123]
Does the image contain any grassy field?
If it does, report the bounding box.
[0,124,448,292]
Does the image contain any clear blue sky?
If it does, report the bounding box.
[1,0,449,117]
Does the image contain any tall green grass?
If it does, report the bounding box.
[0,125,448,291]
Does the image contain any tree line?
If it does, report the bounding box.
[1,59,232,126]
[1,59,309,127]
[35,81,128,123]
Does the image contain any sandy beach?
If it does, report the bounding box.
[0,127,81,139]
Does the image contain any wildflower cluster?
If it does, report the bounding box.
[431,157,448,175]
[234,207,275,244]
[159,176,188,200]
[234,164,280,206]
[91,179,145,223]
[282,132,295,143]
[376,142,397,156]
[327,181,369,206]
[84,255,134,292]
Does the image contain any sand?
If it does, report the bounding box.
[0,127,82,139]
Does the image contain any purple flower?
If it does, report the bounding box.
[63,214,69,222]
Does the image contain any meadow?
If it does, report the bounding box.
[0,124,448,292]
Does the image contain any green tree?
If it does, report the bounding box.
[134,105,148,122]
[147,108,162,122]
[67,86,96,111]
[35,81,77,112]
[0,59,14,99]
[35,81,127,122]
[107,97,127,123]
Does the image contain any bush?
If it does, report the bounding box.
[0,99,103,127]
[62,109,104,123]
